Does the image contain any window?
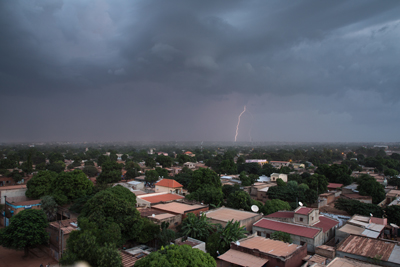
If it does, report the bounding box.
[312,217,314,221]
[257,231,261,236]
[300,241,306,246]
[266,233,270,238]
[300,217,303,222]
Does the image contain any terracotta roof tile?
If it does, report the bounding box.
[254,219,321,238]
[140,193,184,204]
[239,236,301,257]
[155,179,183,188]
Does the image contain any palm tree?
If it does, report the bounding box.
[181,213,214,242]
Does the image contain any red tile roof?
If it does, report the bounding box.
[155,179,183,188]
[140,193,184,204]
[254,219,321,238]
[313,216,339,233]
[327,183,343,189]
[266,211,294,218]
[295,207,313,215]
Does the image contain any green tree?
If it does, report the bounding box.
[186,185,223,206]
[136,218,160,244]
[316,164,353,185]
[384,169,399,177]
[125,168,137,180]
[173,167,193,189]
[26,170,57,199]
[21,151,33,174]
[40,195,58,222]
[145,157,156,168]
[158,222,175,247]
[155,167,169,178]
[135,244,216,267]
[188,168,221,193]
[97,155,110,166]
[47,160,66,173]
[80,185,142,244]
[385,206,400,226]
[83,166,99,177]
[276,178,286,187]
[261,199,291,215]
[97,170,121,184]
[206,220,247,258]
[156,155,174,168]
[270,231,292,243]
[334,198,384,217]
[181,213,214,242]
[145,170,159,184]
[357,174,386,204]
[0,209,48,257]
[222,184,241,199]
[52,170,93,205]
[226,191,253,211]
[304,174,329,193]
[10,170,23,183]
[219,159,237,175]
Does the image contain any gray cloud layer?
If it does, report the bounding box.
[1,0,400,142]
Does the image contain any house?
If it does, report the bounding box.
[46,219,78,261]
[157,152,168,156]
[2,199,41,226]
[243,182,277,202]
[151,202,208,220]
[126,180,145,190]
[184,151,195,157]
[386,189,400,205]
[203,207,263,232]
[270,161,290,168]
[217,234,307,267]
[335,214,386,242]
[245,159,269,166]
[327,183,343,191]
[183,162,196,169]
[138,207,182,229]
[120,245,151,266]
[174,237,206,253]
[342,183,359,194]
[270,173,288,183]
[319,192,336,205]
[256,207,339,252]
[155,179,183,194]
[136,192,185,207]
[336,235,400,266]
[0,176,16,186]
[291,163,305,169]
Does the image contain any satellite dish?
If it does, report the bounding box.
[152,214,155,217]
[251,205,259,212]
[235,241,240,246]
[299,202,303,207]
[370,213,373,217]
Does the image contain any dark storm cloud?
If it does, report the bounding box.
[1,0,400,142]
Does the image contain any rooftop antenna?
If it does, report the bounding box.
[251,205,259,213]
[299,202,303,207]
[235,241,240,246]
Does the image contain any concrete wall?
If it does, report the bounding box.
[335,251,397,267]
[315,246,335,259]
[0,188,27,204]
[155,185,182,194]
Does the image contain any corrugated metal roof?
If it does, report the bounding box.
[266,211,294,218]
[295,207,314,215]
[337,224,364,235]
[361,229,380,238]
[337,235,395,261]
[254,219,321,238]
[239,236,301,257]
[313,216,339,233]
[327,183,343,188]
[218,249,268,267]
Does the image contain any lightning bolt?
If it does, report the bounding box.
[235,106,246,142]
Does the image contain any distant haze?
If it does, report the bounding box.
[1,0,400,143]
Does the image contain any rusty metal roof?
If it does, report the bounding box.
[337,235,395,261]
[254,218,321,239]
[218,249,268,267]
[239,235,301,257]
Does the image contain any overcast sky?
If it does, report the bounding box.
[1,0,400,143]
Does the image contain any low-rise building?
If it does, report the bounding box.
[257,207,339,252]
[136,192,185,207]
[327,257,381,267]
[174,237,206,253]
[341,193,373,204]
[270,173,288,183]
[155,179,183,194]
[270,161,290,168]
[0,185,27,204]
[335,215,386,242]
[327,183,343,191]
[218,234,307,267]
[183,162,196,169]
[46,219,78,261]
[138,208,181,229]
[151,202,208,220]
[336,234,400,266]
[245,159,269,166]
[204,207,263,232]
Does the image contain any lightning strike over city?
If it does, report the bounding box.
[235,105,246,142]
